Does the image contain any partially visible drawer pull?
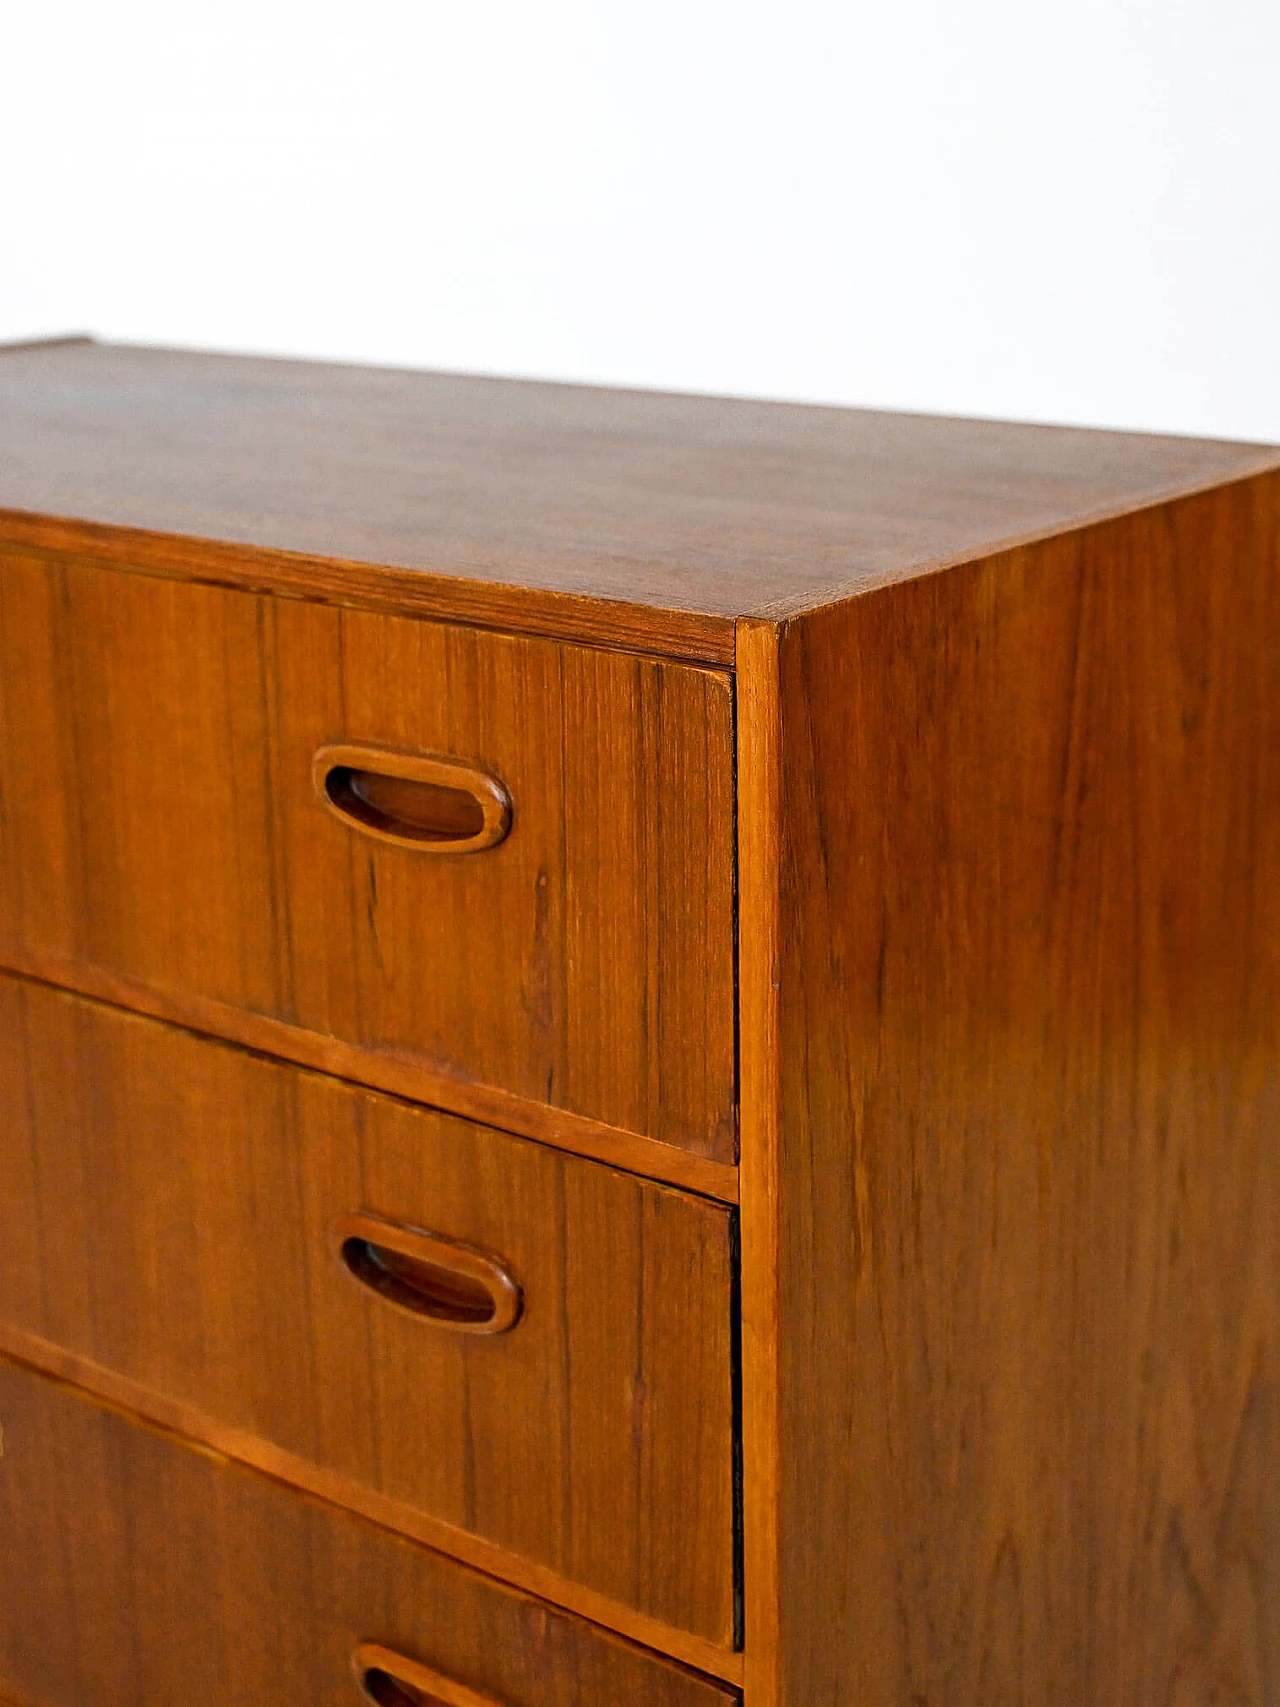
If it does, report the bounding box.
[354,1643,508,1707]
[333,1212,522,1334]
[314,743,512,853]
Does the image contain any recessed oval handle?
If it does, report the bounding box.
[353,1643,508,1707]
[313,744,511,854]
[332,1213,522,1335]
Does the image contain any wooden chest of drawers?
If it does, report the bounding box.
[1,338,1277,1707]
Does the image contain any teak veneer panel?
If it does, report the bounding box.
[739,472,1280,1706]
[0,974,738,1652]
[0,552,736,1165]
[0,1356,739,1707]
[1,341,1277,647]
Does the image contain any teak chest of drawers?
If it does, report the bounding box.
[0,339,1277,1707]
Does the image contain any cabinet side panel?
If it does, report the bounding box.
[771,475,1280,1705]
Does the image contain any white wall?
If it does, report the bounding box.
[2,0,1277,441]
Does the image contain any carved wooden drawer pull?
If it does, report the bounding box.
[353,1643,509,1707]
[332,1212,522,1335]
[314,744,511,853]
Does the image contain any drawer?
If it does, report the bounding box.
[0,553,736,1162]
[0,974,738,1651]
[0,1357,739,1707]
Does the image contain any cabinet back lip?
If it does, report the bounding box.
[0,509,740,669]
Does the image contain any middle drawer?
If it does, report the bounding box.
[0,972,738,1652]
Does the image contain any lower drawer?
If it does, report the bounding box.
[0,1357,738,1707]
[0,973,738,1651]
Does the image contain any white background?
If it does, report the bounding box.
[2,0,1278,441]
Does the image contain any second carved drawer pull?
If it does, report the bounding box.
[314,743,512,853]
[353,1643,508,1707]
[332,1213,522,1335]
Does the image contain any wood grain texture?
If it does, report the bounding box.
[0,1688,49,1707]
[0,1356,740,1707]
[1,342,1276,640]
[0,973,738,1651]
[0,552,737,1163]
[745,471,1280,1705]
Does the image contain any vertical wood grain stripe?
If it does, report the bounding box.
[736,618,784,1707]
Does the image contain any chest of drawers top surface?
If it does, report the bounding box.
[1,337,1274,661]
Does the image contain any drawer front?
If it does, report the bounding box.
[0,975,738,1650]
[0,553,736,1161]
[0,1358,738,1707]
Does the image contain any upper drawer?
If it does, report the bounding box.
[0,553,736,1161]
